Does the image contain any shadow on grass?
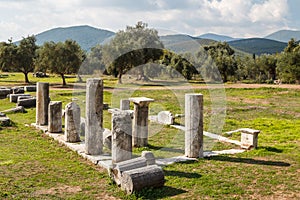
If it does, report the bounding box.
[148,144,184,154]
[207,156,290,167]
[164,169,202,178]
[135,186,187,200]
[258,146,283,153]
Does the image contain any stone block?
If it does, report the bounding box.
[11,87,24,94]
[17,98,36,108]
[24,85,36,92]
[10,94,31,103]
[65,102,81,143]
[0,88,11,99]
[240,128,260,149]
[157,111,174,125]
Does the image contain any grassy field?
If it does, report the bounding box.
[0,73,299,199]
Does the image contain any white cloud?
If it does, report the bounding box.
[0,0,296,41]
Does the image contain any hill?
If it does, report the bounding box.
[197,33,237,42]
[34,25,115,51]
[228,38,286,55]
[265,30,300,43]
[160,34,216,53]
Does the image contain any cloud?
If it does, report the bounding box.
[0,0,295,41]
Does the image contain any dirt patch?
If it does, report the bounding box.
[34,185,82,195]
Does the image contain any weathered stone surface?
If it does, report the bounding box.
[111,110,132,164]
[48,101,62,133]
[129,97,154,147]
[120,165,165,194]
[0,88,10,99]
[10,94,31,103]
[103,128,112,150]
[0,117,11,126]
[11,87,24,94]
[2,106,25,114]
[120,99,130,110]
[17,98,36,108]
[85,78,104,155]
[65,102,81,142]
[17,95,33,101]
[141,151,155,165]
[80,117,85,136]
[157,111,174,125]
[185,93,203,158]
[36,82,49,126]
[241,129,260,149]
[24,85,36,92]
[0,112,6,117]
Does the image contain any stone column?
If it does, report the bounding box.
[109,109,133,163]
[129,97,154,147]
[185,94,203,158]
[65,102,81,143]
[48,101,62,133]
[120,99,130,110]
[85,78,103,155]
[36,82,49,126]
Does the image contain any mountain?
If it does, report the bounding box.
[197,33,237,42]
[228,38,286,55]
[160,34,216,53]
[265,30,300,43]
[34,25,115,51]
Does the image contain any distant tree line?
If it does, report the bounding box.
[0,22,300,85]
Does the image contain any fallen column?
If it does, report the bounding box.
[120,165,165,194]
[185,93,203,158]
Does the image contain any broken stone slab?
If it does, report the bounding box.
[48,101,62,133]
[0,117,11,126]
[0,88,11,99]
[65,102,81,143]
[120,99,130,110]
[10,94,31,103]
[0,112,6,117]
[24,85,37,92]
[157,111,174,125]
[17,98,36,108]
[17,95,33,101]
[2,106,25,114]
[11,86,24,94]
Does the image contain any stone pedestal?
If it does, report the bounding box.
[120,99,130,110]
[109,109,133,163]
[129,97,154,147]
[48,101,62,133]
[85,78,104,155]
[65,102,81,143]
[36,82,49,126]
[240,128,260,149]
[185,94,203,158]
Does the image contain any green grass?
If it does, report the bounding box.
[0,73,299,199]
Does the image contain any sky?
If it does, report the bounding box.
[0,0,300,42]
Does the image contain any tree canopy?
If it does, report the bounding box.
[35,40,85,86]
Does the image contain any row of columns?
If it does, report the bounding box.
[35,80,204,164]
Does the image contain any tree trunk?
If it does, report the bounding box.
[118,72,123,84]
[24,72,29,83]
[61,74,66,86]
